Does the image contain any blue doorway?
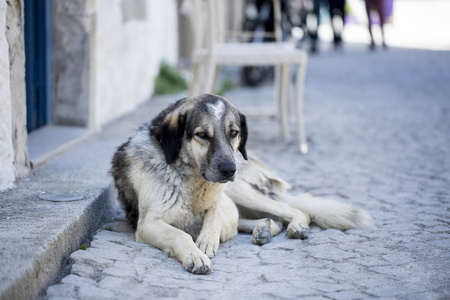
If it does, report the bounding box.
[24,0,52,132]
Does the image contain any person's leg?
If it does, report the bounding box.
[376,0,387,47]
[364,0,375,49]
[329,0,345,48]
[308,0,321,52]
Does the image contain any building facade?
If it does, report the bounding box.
[0,0,179,190]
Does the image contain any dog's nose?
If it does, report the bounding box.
[218,162,236,178]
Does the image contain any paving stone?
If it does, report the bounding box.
[261,284,318,298]
[94,229,134,244]
[101,266,137,279]
[329,262,366,275]
[312,282,355,293]
[97,276,142,292]
[47,297,76,300]
[45,284,76,298]
[61,274,96,286]
[347,256,390,267]
[381,252,414,265]
[76,285,116,299]
[70,264,95,278]
[425,225,450,233]
[69,249,113,268]
[324,290,368,300]
[303,244,359,261]
[88,239,134,261]
[353,246,389,256]
[365,286,407,297]
[368,265,425,280]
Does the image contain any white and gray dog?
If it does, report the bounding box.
[111,94,372,274]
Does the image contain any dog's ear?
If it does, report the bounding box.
[150,99,190,164]
[238,112,248,160]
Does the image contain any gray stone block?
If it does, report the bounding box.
[69,249,113,268]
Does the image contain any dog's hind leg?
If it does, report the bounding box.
[238,218,283,245]
[227,182,311,239]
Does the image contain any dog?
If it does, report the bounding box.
[111,94,372,275]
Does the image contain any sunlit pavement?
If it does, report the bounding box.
[315,0,450,51]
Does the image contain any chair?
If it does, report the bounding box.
[189,0,308,154]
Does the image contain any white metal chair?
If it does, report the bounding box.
[189,0,308,153]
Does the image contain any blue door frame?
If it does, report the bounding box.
[24,0,52,132]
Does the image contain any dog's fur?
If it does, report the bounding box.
[111,94,372,274]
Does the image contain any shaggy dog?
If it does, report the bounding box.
[111,94,372,274]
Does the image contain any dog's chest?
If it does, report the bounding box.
[169,179,224,239]
[171,210,205,240]
[190,180,225,212]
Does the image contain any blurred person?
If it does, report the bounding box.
[308,0,346,53]
[365,0,387,49]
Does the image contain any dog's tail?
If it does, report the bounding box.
[284,193,373,230]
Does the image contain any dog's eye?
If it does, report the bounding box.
[230,130,239,137]
[196,132,207,139]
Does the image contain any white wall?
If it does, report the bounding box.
[94,0,178,128]
[0,0,16,191]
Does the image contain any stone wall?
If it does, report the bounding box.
[6,0,28,178]
[0,0,27,191]
[0,0,15,191]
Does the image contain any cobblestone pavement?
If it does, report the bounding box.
[44,45,450,299]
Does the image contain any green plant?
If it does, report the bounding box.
[154,61,188,94]
[216,76,234,96]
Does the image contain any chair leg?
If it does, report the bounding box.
[198,63,206,93]
[274,66,280,120]
[280,65,290,140]
[194,62,207,96]
[296,57,308,154]
[286,66,291,119]
[211,66,220,94]
[189,63,200,96]
[203,61,217,94]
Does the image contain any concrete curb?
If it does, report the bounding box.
[0,187,114,300]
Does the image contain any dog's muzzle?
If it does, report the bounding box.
[218,162,236,181]
[214,162,236,183]
[201,161,236,183]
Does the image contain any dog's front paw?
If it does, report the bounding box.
[196,232,220,258]
[286,222,309,239]
[183,251,212,275]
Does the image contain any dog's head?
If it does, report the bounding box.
[150,94,248,183]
